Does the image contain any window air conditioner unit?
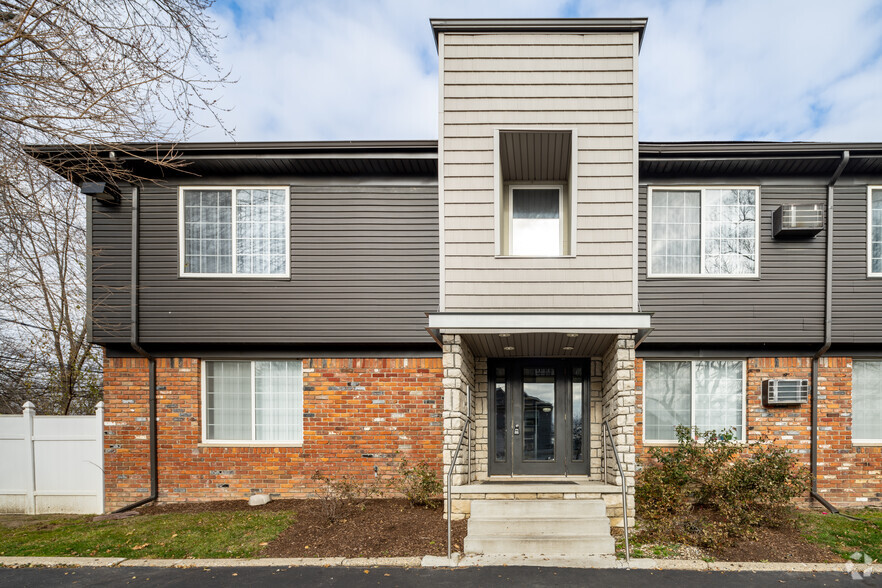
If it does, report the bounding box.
[772,204,824,238]
[762,379,809,406]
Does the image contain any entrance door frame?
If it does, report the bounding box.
[488,358,591,477]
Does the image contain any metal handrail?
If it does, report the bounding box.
[447,385,472,560]
[602,419,630,566]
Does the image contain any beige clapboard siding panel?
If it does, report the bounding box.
[444,202,495,217]
[443,96,633,112]
[576,176,634,190]
[443,42,633,59]
[446,278,633,296]
[445,70,633,85]
[440,30,637,312]
[444,57,633,72]
[446,267,633,285]
[444,83,633,98]
[576,162,634,177]
[444,295,632,313]
[443,123,634,138]
[443,190,496,204]
[444,33,635,46]
[445,110,633,125]
[444,254,633,270]
[444,215,495,230]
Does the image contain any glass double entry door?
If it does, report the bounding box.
[489,359,590,476]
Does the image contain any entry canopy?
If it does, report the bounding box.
[427,312,653,357]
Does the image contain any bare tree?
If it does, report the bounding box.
[0,0,230,413]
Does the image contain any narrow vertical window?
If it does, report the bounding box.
[572,366,583,462]
[853,361,882,441]
[871,189,882,275]
[494,367,507,462]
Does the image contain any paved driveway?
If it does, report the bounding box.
[0,566,877,587]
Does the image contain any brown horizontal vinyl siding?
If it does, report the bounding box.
[91,180,439,345]
[832,183,882,343]
[638,183,826,344]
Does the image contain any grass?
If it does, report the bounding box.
[797,509,882,562]
[0,511,294,559]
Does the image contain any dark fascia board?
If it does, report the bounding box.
[26,140,440,184]
[27,140,439,160]
[429,18,648,51]
[640,141,882,160]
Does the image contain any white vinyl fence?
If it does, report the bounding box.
[0,401,104,514]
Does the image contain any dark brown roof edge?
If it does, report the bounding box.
[27,140,882,164]
[429,18,648,51]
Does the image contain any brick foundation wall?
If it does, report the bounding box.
[635,356,882,506]
[103,356,443,511]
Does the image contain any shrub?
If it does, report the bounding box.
[310,470,384,522]
[636,426,810,548]
[396,459,443,508]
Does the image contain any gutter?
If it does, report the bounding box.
[810,151,849,514]
[114,185,158,513]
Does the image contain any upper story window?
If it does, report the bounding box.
[870,187,882,276]
[496,129,575,257]
[648,187,759,277]
[179,187,290,277]
[506,186,564,256]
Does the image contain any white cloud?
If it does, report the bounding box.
[194,0,882,143]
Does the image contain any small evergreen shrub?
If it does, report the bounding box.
[396,459,443,508]
[636,426,811,548]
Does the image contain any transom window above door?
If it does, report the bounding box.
[648,187,759,277]
[179,187,290,277]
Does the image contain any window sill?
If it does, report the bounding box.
[495,255,576,259]
[852,441,882,447]
[180,274,291,280]
[198,442,303,448]
[646,274,760,280]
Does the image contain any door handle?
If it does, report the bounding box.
[514,424,520,436]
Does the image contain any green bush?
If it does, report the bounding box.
[397,459,443,508]
[636,426,811,548]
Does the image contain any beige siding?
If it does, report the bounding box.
[440,32,638,312]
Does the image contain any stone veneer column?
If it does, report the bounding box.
[601,334,636,526]
[442,334,476,491]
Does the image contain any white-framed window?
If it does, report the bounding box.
[201,360,303,445]
[179,186,290,277]
[648,187,759,277]
[853,360,882,443]
[869,187,882,277]
[643,359,746,443]
[504,185,566,256]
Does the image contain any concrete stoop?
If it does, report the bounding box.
[463,499,615,556]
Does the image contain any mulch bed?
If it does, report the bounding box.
[137,498,467,558]
[710,525,840,563]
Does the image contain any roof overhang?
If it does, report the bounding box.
[428,312,652,334]
[430,18,648,51]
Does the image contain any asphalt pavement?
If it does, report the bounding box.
[0,566,878,587]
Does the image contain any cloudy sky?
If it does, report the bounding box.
[196,0,882,143]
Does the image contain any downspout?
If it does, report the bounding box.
[114,185,158,513]
[810,151,849,513]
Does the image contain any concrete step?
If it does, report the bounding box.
[468,516,610,536]
[463,534,615,556]
[470,499,607,518]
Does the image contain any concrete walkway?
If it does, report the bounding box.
[0,554,875,575]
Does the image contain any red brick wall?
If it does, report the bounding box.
[103,356,443,510]
[635,356,882,506]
